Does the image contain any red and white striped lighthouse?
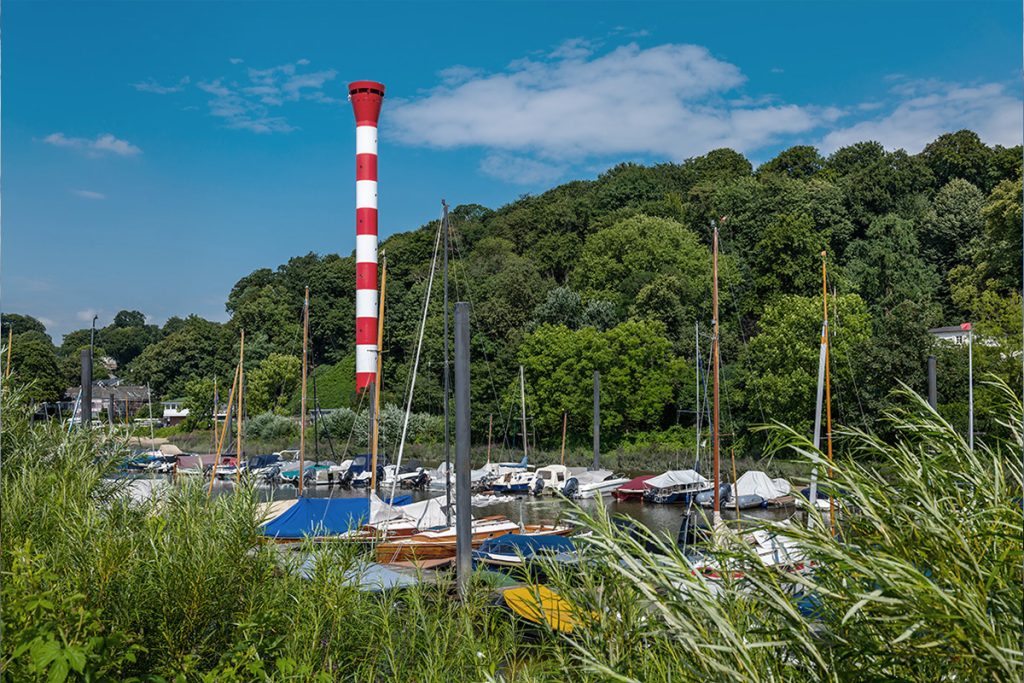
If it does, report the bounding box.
[349,80,385,392]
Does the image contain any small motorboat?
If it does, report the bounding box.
[473,533,578,569]
[642,470,713,505]
[611,474,656,501]
[694,483,733,507]
[490,469,535,494]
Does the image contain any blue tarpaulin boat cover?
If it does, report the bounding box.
[261,496,414,539]
[478,534,576,557]
[262,497,370,539]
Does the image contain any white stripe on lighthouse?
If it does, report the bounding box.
[356,125,378,154]
[356,344,376,374]
[355,234,378,264]
[355,180,378,210]
[355,289,378,317]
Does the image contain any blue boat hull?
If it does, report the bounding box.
[491,483,530,494]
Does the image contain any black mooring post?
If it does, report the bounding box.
[80,348,92,427]
[593,370,600,470]
[927,355,937,409]
[454,302,472,594]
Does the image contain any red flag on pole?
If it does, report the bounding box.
[960,322,973,331]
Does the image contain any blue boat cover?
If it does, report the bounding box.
[262,497,370,539]
[478,533,576,557]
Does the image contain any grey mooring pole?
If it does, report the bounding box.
[80,348,92,427]
[592,370,600,470]
[454,302,472,594]
[927,355,937,409]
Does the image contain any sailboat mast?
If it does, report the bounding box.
[822,252,835,534]
[442,200,452,525]
[694,322,701,469]
[208,357,240,498]
[235,330,245,483]
[299,288,310,496]
[519,365,529,461]
[5,327,12,378]
[371,256,387,492]
[486,413,493,465]
[712,222,722,524]
[560,411,567,466]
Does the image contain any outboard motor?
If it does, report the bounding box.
[341,469,354,490]
[562,477,580,499]
[413,470,429,490]
[531,477,545,496]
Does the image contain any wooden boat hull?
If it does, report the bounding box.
[376,524,571,564]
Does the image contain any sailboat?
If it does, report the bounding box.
[491,366,537,493]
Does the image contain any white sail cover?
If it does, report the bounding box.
[369,493,448,530]
[646,470,708,489]
[734,471,791,501]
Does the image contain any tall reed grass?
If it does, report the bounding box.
[2,380,1021,681]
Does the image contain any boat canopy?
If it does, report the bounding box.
[247,454,280,469]
[734,471,791,500]
[261,497,371,539]
[646,470,708,489]
[617,474,655,492]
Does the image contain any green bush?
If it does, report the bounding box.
[244,411,297,441]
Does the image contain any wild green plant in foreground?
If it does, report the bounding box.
[542,381,1023,682]
[2,381,1021,681]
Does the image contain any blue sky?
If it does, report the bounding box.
[3,1,1021,340]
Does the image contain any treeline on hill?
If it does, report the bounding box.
[4,130,1021,456]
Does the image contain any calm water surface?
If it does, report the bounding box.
[193,478,799,538]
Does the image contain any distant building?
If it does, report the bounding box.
[64,380,152,424]
[929,325,971,346]
[161,399,190,426]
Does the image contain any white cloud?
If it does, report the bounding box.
[71,189,106,200]
[819,79,1023,153]
[229,57,244,64]
[132,76,190,94]
[43,133,142,157]
[197,60,338,133]
[480,153,569,184]
[76,309,100,323]
[389,42,830,170]
[390,40,1023,183]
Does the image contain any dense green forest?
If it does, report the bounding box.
[5,130,1022,455]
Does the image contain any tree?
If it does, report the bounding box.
[740,294,872,436]
[531,287,583,329]
[846,215,941,317]
[581,300,619,332]
[112,310,147,328]
[247,354,301,415]
[182,376,218,431]
[572,215,710,319]
[923,179,986,273]
[759,146,824,179]
[921,130,991,190]
[126,316,228,398]
[978,178,1023,292]
[630,276,687,341]
[750,213,827,301]
[8,337,64,403]
[1,314,47,339]
[518,320,684,444]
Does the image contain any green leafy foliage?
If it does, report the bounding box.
[7,130,1021,457]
